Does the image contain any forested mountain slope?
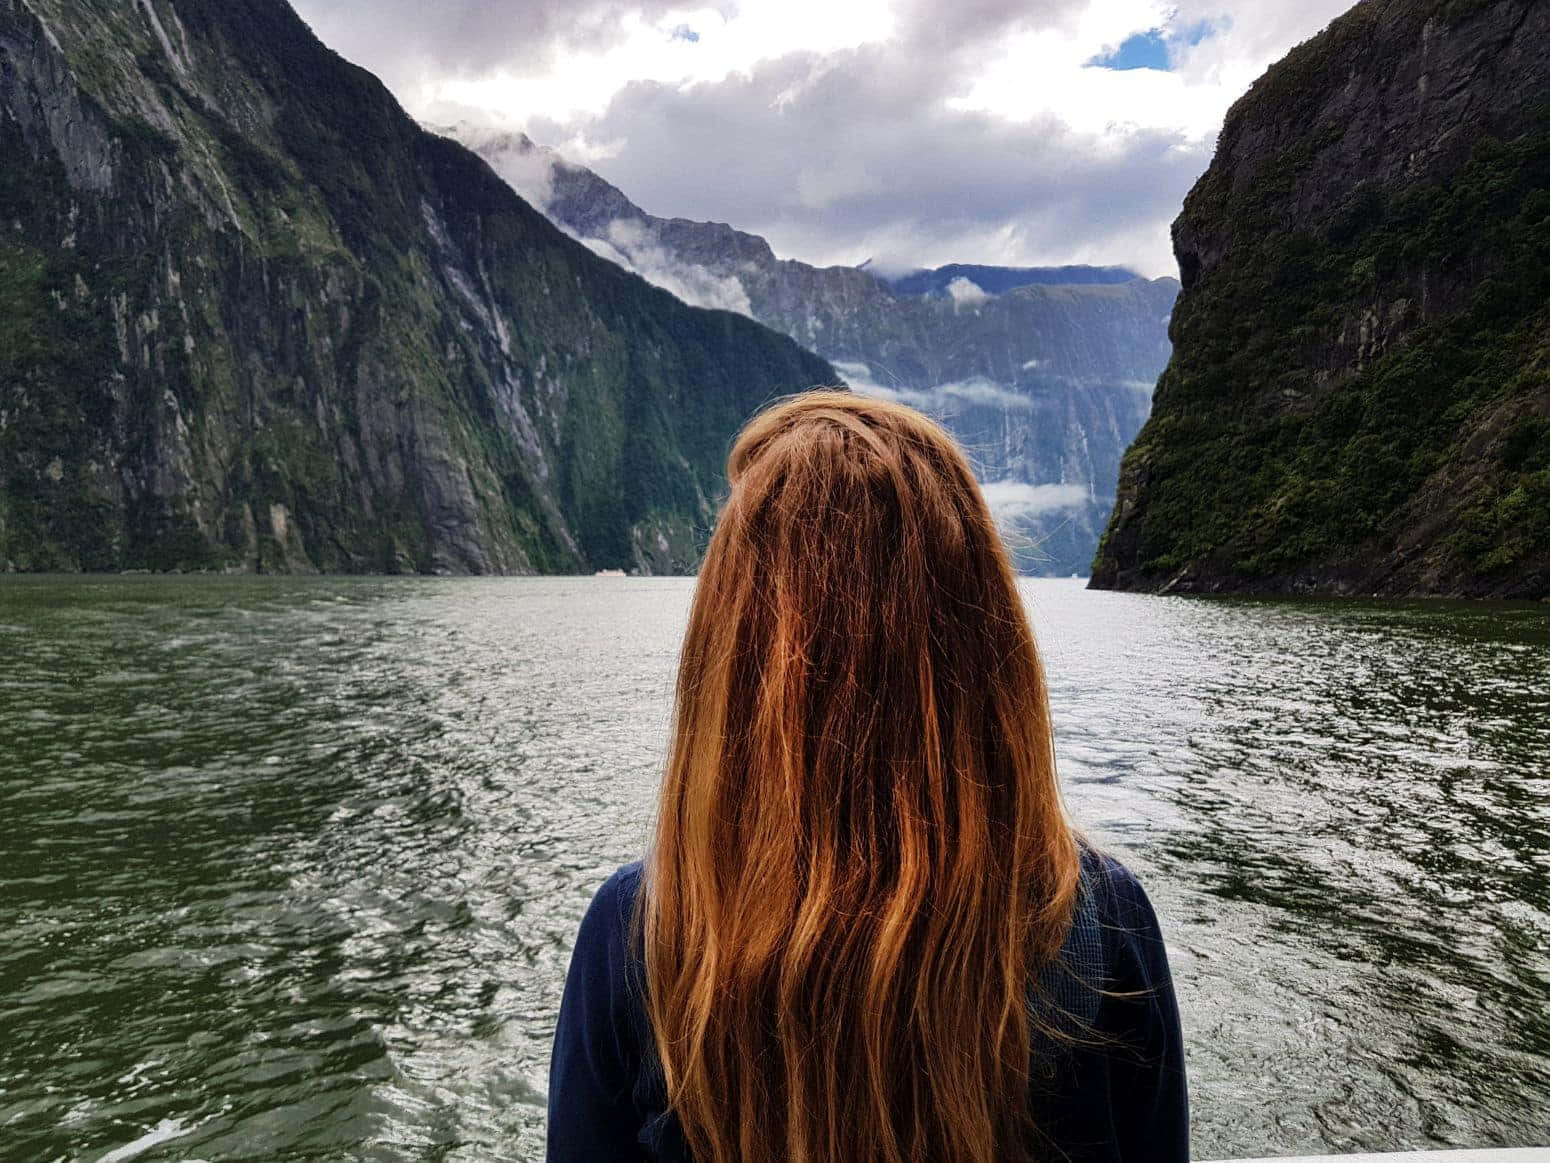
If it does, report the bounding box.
[0,0,833,575]
[1092,0,1550,598]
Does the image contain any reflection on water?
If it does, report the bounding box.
[0,577,1545,1160]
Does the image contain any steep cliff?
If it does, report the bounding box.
[454,127,1178,577]
[1092,0,1550,598]
[0,0,834,575]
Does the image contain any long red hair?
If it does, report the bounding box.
[644,390,1080,1162]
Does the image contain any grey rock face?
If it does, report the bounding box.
[1174,0,1549,299]
[451,127,1179,577]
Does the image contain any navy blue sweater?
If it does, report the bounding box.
[547,847,1189,1161]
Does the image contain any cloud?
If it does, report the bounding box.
[292,0,1361,277]
[436,124,756,313]
[831,360,895,396]
[448,124,561,208]
[946,276,991,309]
[522,48,1209,277]
[857,256,920,280]
[364,0,896,125]
[843,368,1035,414]
[933,380,1035,410]
[891,0,1072,45]
[980,480,1091,518]
[592,218,754,314]
[290,0,693,98]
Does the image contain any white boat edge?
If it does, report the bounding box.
[1209,1150,1549,1163]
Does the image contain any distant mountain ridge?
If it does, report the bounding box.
[447,126,1179,576]
[876,264,1143,298]
[0,0,834,575]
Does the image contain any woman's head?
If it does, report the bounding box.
[645,390,1079,1163]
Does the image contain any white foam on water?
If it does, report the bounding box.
[95,1118,193,1163]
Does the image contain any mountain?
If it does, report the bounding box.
[1092,0,1550,598]
[0,0,834,576]
[452,127,1179,577]
[875,264,1143,298]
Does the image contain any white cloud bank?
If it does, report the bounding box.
[452,126,561,208]
[839,366,1036,414]
[294,0,1358,277]
[586,219,754,315]
[980,480,1091,518]
[443,125,755,315]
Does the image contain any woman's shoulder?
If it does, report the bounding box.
[593,860,646,913]
[1068,842,1177,1021]
[579,850,1171,996]
[1047,846,1190,1158]
[574,861,646,964]
[1040,844,1160,1019]
[1077,843,1165,931]
[560,862,654,1066]
[1059,841,1175,1007]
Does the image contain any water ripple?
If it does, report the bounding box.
[0,576,1545,1160]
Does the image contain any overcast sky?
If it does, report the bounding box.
[288,0,1355,277]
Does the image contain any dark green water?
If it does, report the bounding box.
[1,576,1546,1161]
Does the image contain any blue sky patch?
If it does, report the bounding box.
[1089,29,1170,71]
[669,24,700,43]
[1087,20,1220,72]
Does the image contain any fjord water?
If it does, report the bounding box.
[1,578,1546,1162]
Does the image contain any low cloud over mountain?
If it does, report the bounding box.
[293,0,1355,278]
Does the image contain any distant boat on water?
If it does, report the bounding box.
[594,569,627,577]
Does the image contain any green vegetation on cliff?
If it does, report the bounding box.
[0,0,834,575]
[1092,0,1550,598]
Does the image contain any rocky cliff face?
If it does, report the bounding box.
[0,0,834,575]
[1093,0,1550,598]
[454,127,1178,577]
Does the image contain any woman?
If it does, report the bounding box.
[547,392,1188,1162]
